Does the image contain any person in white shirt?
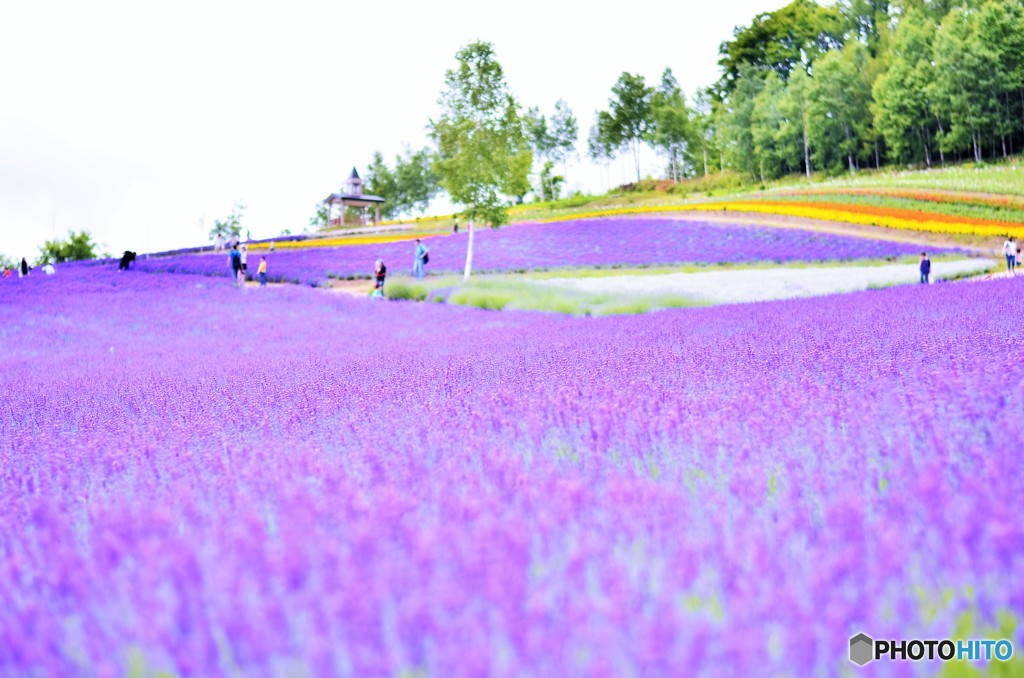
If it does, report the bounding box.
[1004,237,1017,274]
[42,263,55,275]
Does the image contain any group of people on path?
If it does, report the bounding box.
[3,258,53,278]
[1004,237,1022,274]
[228,244,267,287]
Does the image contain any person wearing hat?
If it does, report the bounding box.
[372,259,387,299]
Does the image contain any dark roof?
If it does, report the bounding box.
[349,167,360,180]
[323,192,385,204]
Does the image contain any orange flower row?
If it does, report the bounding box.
[540,201,1024,238]
[779,187,1024,210]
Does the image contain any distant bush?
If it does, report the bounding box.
[387,282,429,301]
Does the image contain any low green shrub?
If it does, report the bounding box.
[386,282,429,301]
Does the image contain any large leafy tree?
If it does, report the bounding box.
[364,148,441,219]
[594,72,655,182]
[778,67,813,177]
[839,0,890,56]
[524,105,561,200]
[872,11,940,166]
[807,43,875,172]
[364,151,400,219]
[587,113,616,190]
[209,202,246,241]
[37,230,99,265]
[549,100,578,166]
[975,0,1024,157]
[930,6,995,162]
[650,68,693,183]
[691,88,721,176]
[395,147,441,215]
[719,63,764,179]
[717,0,845,93]
[429,41,532,280]
[751,71,788,181]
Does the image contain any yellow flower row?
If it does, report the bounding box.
[246,231,448,251]
[540,202,1024,238]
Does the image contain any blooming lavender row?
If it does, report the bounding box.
[1,269,1021,675]
[92,218,961,285]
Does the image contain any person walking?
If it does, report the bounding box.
[1017,244,1023,273]
[258,256,267,287]
[919,252,931,284]
[229,244,242,286]
[240,245,248,275]
[19,258,28,277]
[413,239,428,280]
[372,259,387,299]
[453,216,459,234]
[1004,236,1017,274]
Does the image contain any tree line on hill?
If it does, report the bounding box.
[704,0,1024,181]
[344,0,1024,230]
[590,0,1024,183]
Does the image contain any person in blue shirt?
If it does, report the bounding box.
[229,245,242,286]
[413,239,428,280]
[919,252,931,284]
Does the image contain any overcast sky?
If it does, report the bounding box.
[0,0,789,260]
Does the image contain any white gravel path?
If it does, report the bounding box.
[537,259,995,305]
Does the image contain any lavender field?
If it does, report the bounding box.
[2,268,1022,675]
[112,218,960,285]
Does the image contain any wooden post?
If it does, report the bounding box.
[375,205,380,226]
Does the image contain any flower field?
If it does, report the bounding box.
[778,187,1024,212]
[766,191,1024,224]
[545,202,1024,239]
[114,218,954,285]
[2,268,1022,675]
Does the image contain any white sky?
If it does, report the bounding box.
[0,0,788,260]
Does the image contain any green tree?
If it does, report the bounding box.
[549,99,578,168]
[526,100,578,200]
[839,0,891,56]
[872,11,940,166]
[778,67,813,177]
[365,151,400,219]
[975,0,1024,158]
[538,161,565,201]
[309,203,329,229]
[37,230,98,265]
[807,43,874,172]
[691,88,722,176]
[595,72,655,182]
[394,146,441,215]
[650,68,693,182]
[751,71,788,181]
[525,107,555,199]
[931,7,993,162]
[717,0,845,92]
[587,114,617,190]
[209,202,246,241]
[429,41,532,280]
[719,64,764,179]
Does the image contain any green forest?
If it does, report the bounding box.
[696,0,1024,182]
[354,0,1024,222]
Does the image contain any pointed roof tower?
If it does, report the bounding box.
[347,167,363,195]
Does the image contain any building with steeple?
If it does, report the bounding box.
[323,167,386,227]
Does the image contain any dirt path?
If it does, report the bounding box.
[537,259,996,305]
